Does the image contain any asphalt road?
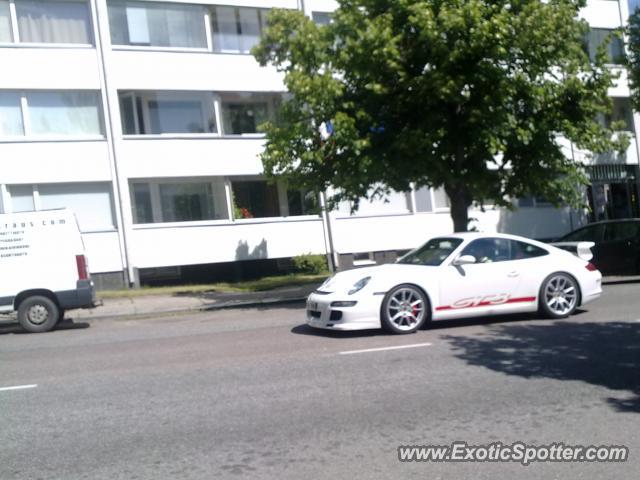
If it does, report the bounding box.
[1,281,639,480]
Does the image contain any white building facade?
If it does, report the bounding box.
[1,0,638,287]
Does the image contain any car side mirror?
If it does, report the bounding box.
[453,255,476,266]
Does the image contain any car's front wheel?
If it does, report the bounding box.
[539,272,579,319]
[381,284,429,334]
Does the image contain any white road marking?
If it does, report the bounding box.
[0,384,37,392]
[339,342,433,355]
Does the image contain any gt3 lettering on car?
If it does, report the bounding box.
[446,293,511,310]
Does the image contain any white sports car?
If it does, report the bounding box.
[306,233,602,334]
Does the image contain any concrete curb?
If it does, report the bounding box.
[69,296,308,322]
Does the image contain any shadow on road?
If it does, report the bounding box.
[291,308,591,338]
[0,318,90,335]
[602,276,640,286]
[291,324,387,338]
[441,320,640,413]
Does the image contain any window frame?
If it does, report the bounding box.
[129,177,230,225]
[230,177,282,220]
[0,89,105,141]
[218,92,282,137]
[1,0,94,47]
[118,90,219,137]
[107,0,209,52]
[4,182,116,232]
[584,27,625,65]
[210,5,269,55]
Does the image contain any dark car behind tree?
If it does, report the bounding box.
[557,219,640,275]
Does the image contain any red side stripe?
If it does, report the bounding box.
[436,296,537,311]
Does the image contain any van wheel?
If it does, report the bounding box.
[17,296,59,333]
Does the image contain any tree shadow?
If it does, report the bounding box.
[442,320,640,413]
[235,239,268,261]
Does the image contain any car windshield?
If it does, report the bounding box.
[397,237,464,266]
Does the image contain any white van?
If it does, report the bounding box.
[0,208,97,332]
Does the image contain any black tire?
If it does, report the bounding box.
[381,284,430,334]
[17,295,60,333]
[538,272,579,319]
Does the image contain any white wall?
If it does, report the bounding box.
[0,141,112,184]
[304,0,338,15]
[580,1,624,28]
[108,51,286,92]
[129,218,326,268]
[332,213,453,253]
[118,138,264,178]
[83,231,125,273]
[0,48,101,90]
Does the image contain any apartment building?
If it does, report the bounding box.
[1,0,638,288]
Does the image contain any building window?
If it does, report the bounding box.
[517,196,552,208]
[433,187,450,210]
[130,179,228,224]
[311,11,331,26]
[7,185,34,212]
[38,183,115,231]
[220,92,280,135]
[414,186,434,212]
[599,97,635,132]
[232,179,280,219]
[159,183,215,222]
[108,0,206,48]
[287,189,317,216]
[0,90,103,138]
[6,183,115,231]
[15,0,93,44]
[27,91,103,136]
[118,91,217,135]
[0,0,12,42]
[210,6,267,54]
[585,28,624,64]
[0,92,24,136]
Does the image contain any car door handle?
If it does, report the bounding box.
[507,271,519,278]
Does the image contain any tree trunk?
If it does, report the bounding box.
[446,184,471,232]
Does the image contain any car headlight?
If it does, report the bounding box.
[348,276,371,295]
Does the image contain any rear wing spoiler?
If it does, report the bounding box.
[549,241,595,261]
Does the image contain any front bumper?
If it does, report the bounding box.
[306,291,382,331]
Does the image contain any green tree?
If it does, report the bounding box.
[254,0,622,231]
[627,7,640,111]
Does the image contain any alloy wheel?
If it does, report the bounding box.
[385,287,426,332]
[543,274,577,316]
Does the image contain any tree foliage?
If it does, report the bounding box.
[627,6,640,112]
[254,0,622,231]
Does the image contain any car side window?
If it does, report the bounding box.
[510,240,549,260]
[604,222,640,242]
[561,225,605,242]
[460,238,511,264]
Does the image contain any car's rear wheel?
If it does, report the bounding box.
[381,284,429,334]
[17,295,59,333]
[539,273,579,319]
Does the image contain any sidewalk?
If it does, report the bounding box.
[68,275,639,321]
[70,283,317,321]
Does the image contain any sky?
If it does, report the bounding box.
[630,0,640,13]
